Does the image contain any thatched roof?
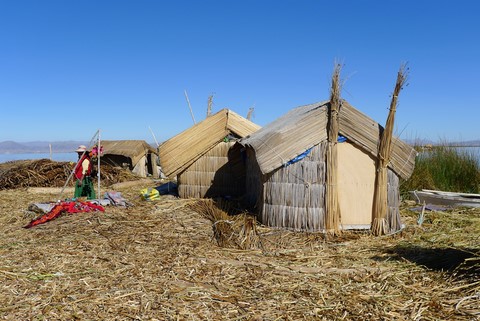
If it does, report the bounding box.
[240,100,416,180]
[160,109,261,178]
[101,140,157,166]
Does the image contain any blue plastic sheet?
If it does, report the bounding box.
[284,148,312,167]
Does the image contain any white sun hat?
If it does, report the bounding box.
[75,145,87,152]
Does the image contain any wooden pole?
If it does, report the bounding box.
[97,129,101,199]
[149,126,160,147]
[371,64,408,236]
[184,90,196,124]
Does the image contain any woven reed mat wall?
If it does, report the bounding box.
[178,142,244,198]
[260,143,327,232]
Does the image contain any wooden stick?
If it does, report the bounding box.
[184,89,196,124]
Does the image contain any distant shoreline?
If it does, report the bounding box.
[0,152,78,164]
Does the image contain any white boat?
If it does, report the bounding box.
[410,189,480,208]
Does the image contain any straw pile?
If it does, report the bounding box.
[0,183,479,319]
[0,159,140,190]
[190,198,261,250]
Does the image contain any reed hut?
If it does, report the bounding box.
[159,109,261,198]
[237,100,416,232]
[100,140,159,178]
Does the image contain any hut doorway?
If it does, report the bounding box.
[337,142,376,229]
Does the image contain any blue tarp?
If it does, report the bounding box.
[155,181,178,196]
[284,148,313,167]
[283,136,347,167]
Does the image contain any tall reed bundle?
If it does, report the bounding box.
[207,94,213,117]
[247,107,254,121]
[325,63,342,235]
[372,64,408,236]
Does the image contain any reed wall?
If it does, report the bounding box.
[387,168,402,232]
[245,148,264,213]
[178,141,245,198]
[258,143,327,232]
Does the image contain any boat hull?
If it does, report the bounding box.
[410,189,480,208]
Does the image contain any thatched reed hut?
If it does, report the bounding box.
[159,109,260,198]
[236,100,416,232]
[100,140,159,178]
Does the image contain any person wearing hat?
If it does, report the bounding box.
[73,145,96,199]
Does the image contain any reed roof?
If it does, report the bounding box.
[240,100,416,180]
[160,109,261,178]
[101,140,157,166]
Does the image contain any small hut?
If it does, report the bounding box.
[159,109,260,198]
[100,140,159,178]
[237,100,416,232]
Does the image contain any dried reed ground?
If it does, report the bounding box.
[0,181,479,320]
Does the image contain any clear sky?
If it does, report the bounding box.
[1,0,479,144]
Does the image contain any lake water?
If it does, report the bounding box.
[0,152,78,164]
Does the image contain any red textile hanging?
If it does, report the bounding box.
[24,201,105,228]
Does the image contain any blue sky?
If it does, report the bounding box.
[1,0,479,144]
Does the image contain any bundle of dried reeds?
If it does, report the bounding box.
[325,63,342,235]
[372,64,408,235]
[206,94,213,117]
[190,199,261,250]
[0,159,139,190]
[0,159,72,190]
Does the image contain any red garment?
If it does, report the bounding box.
[24,201,105,228]
[74,154,92,180]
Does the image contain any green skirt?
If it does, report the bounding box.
[74,176,96,200]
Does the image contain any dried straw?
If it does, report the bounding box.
[372,64,408,235]
[0,159,138,190]
[189,199,261,250]
[1,182,478,319]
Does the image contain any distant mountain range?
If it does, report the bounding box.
[0,140,158,154]
[0,139,478,154]
[0,141,88,154]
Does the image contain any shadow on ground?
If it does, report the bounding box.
[374,245,479,280]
